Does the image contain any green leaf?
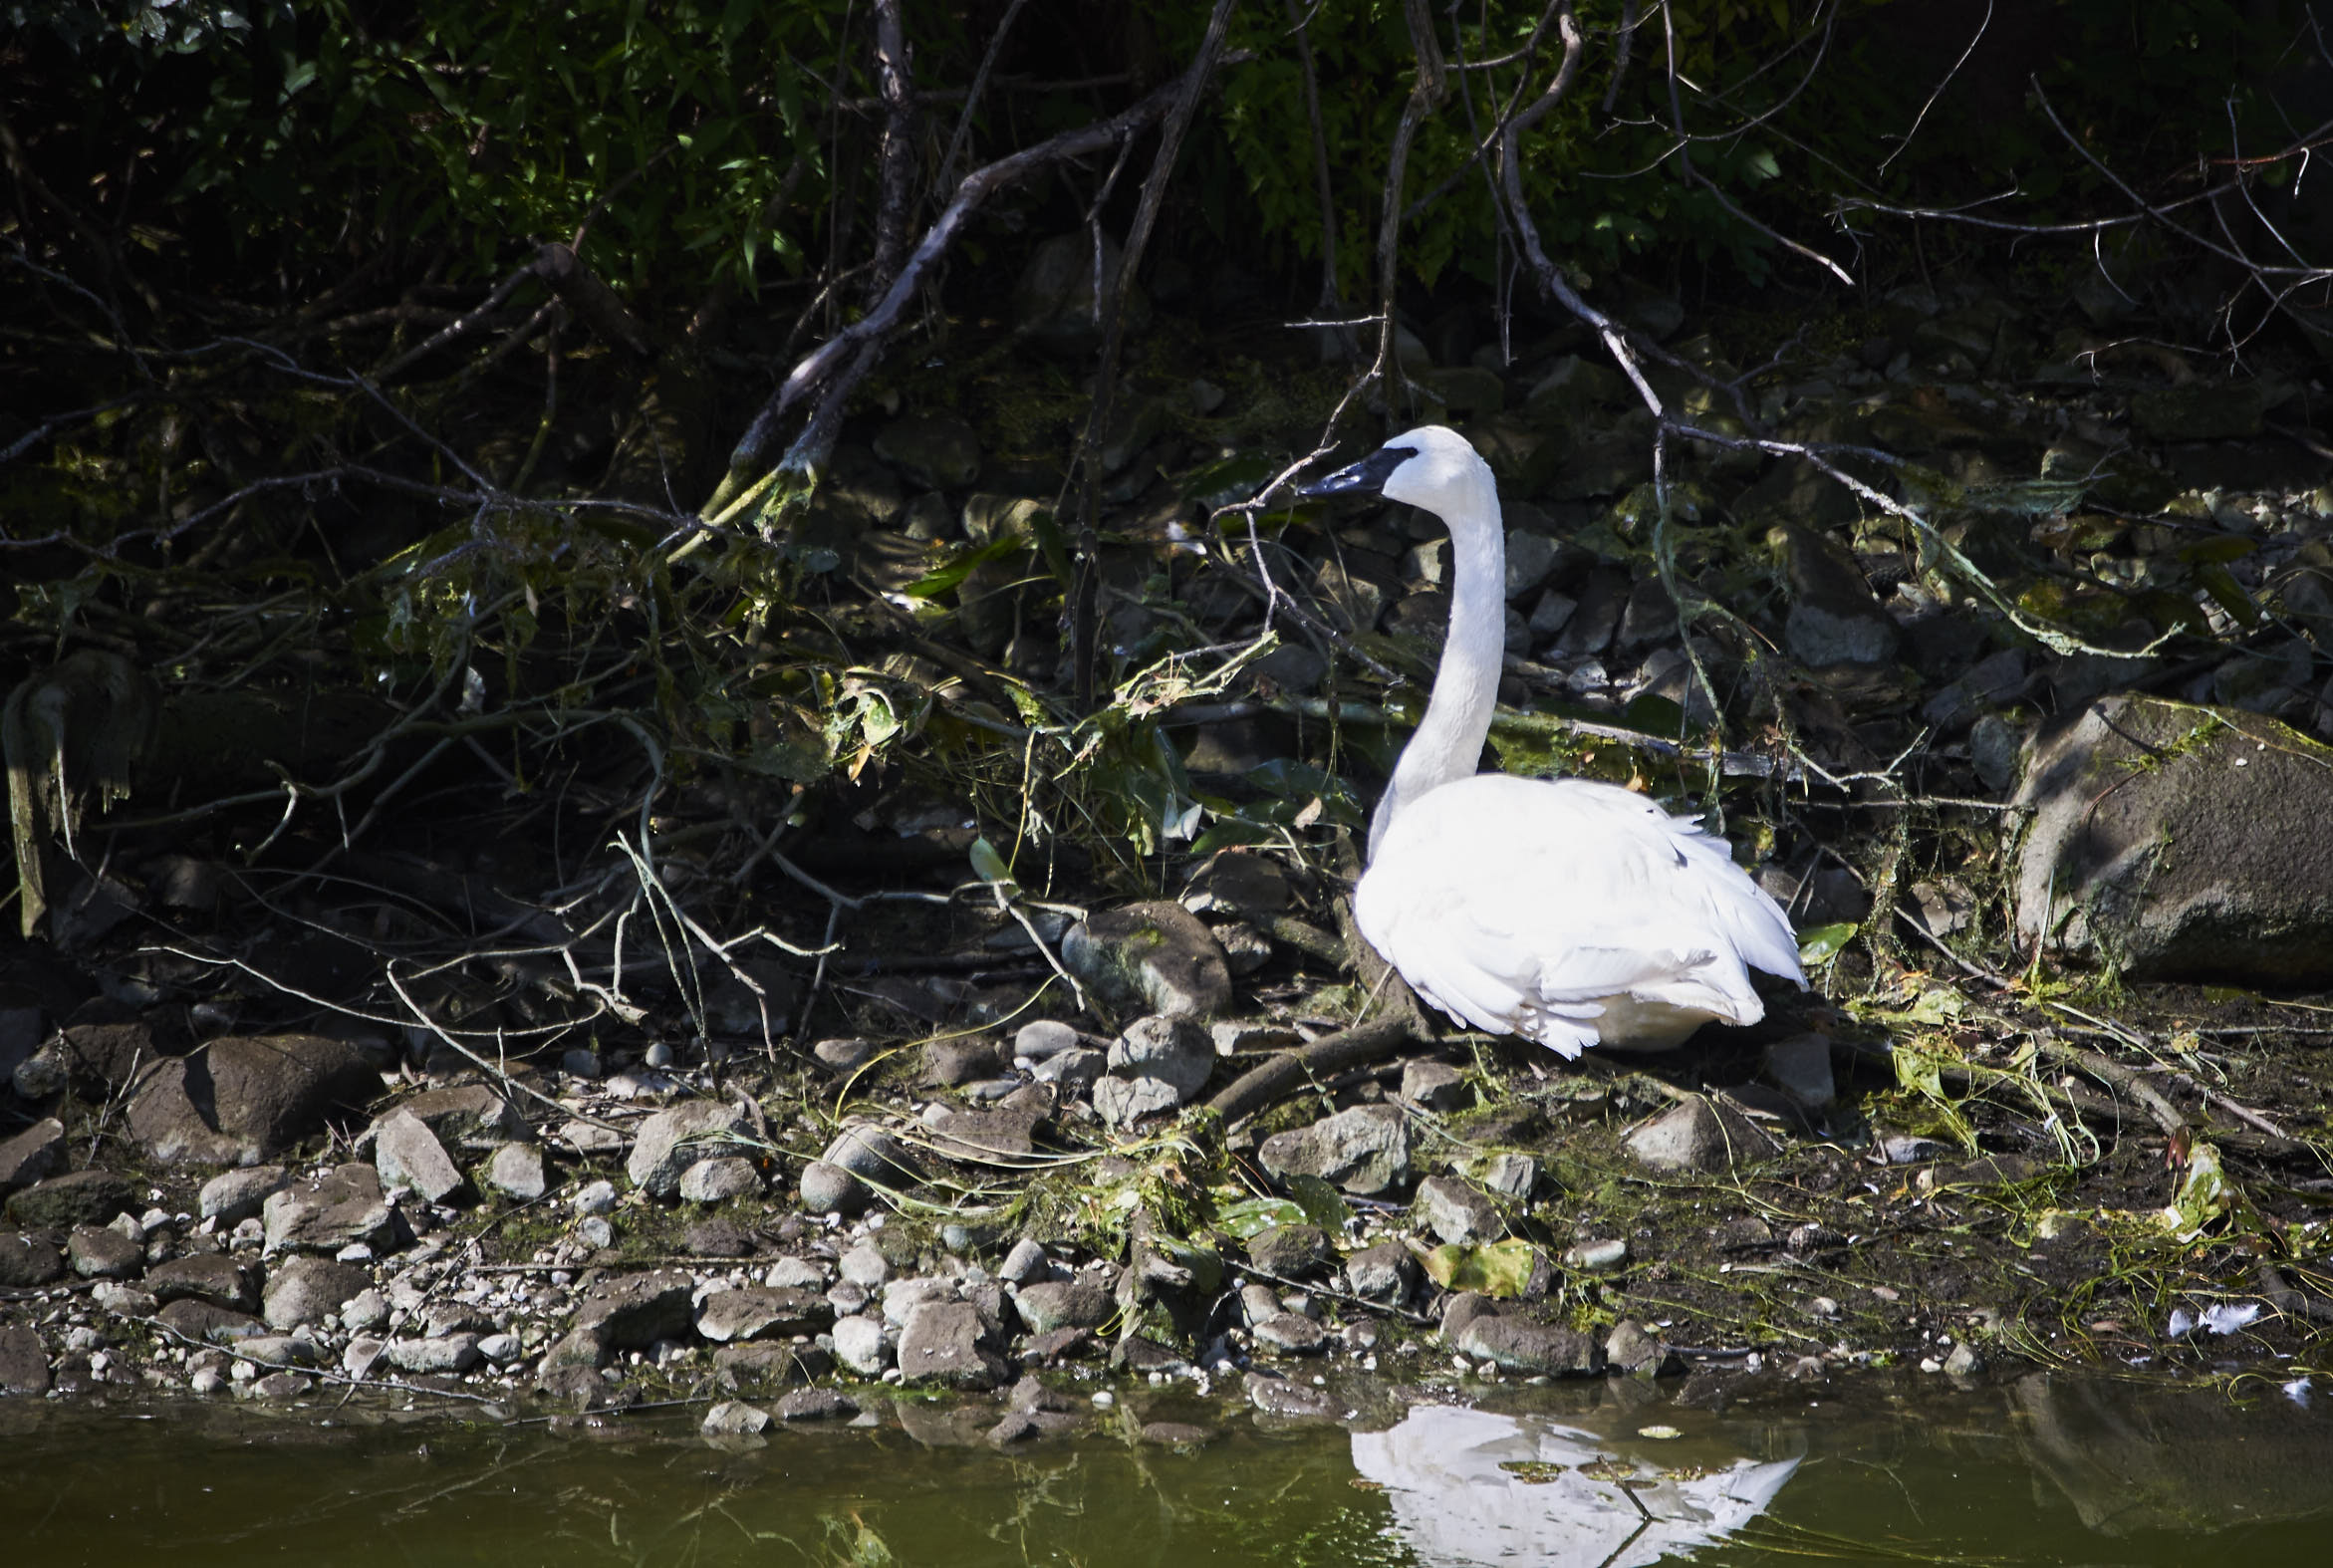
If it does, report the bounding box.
[898,534,1025,601]
[1216,1196,1307,1239]
[2161,1141,2234,1239]
[1421,1239,1538,1299]
[1796,921,1858,965]
[967,836,1013,889]
[1286,1174,1351,1231]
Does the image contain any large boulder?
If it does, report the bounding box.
[126,1034,379,1165]
[2014,696,2333,982]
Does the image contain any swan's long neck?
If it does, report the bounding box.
[1369,464,1504,860]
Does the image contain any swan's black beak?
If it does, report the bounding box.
[1295,442,1418,500]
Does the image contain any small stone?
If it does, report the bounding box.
[812,1037,878,1073]
[628,1100,752,1197]
[695,1287,831,1343]
[1107,1015,1213,1101]
[374,1110,466,1204]
[1624,1097,1775,1174]
[200,1162,289,1222]
[1246,1224,1333,1279]
[1030,1047,1105,1095]
[1257,1105,1412,1195]
[1092,1075,1182,1129]
[1944,1342,1985,1378]
[68,1224,144,1280]
[148,1254,260,1313]
[1244,1373,1339,1420]
[1345,1242,1417,1302]
[1399,1060,1467,1111]
[1013,1021,1081,1061]
[0,1324,51,1395]
[92,1281,158,1317]
[262,1164,393,1254]
[764,1257,828,1290]
[701,1400,771,1437]
[678,1157,762,1203]
[1450,1309,1606,1376]
[386,1333,481,1375]
[485,1143,547,1201]
[0,1229,64,1288]
[831,1314,891,1375]
[1476,1153,1539,1199]
[341,1289,389,1333]
[1416,1176,1501,1246]
[1010,1279,1110,1335]
[0,1118,65,1194]
[477,1333,523,1364]
[1253,1314,1327,1355]
[797,1162,865,1215]
[776,1387,859,1422]
[1562,1238,1629,1273]
[1062,902,1234,1019]
[897,1300,1005,1389]
[997,1238,1049,1284]
[923,1036,1005,1086]
[260,1255,372,1329]
[573,1178,619,1214]
[1761,1034,1836,1110]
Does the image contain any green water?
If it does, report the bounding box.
[8,1373,2333,1566]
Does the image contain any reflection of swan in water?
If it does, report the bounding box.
[1350,1404,1799,1568]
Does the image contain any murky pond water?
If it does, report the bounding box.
[9,1373,2333,1566]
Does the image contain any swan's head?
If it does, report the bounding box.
[1295,424,1491,514]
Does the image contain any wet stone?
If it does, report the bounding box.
[386,1333,481,1375]
[695,1286,832,1343]
[1253,1314,1328,1355]
[701,1399,769,1437]
[1244,1373,1339,1420]
[0,1325,54,1396]
[1451,1309,1606,1376]
[776,1387,859,1422]
[898,1300,1005,1390]
[714,1343,830,1393]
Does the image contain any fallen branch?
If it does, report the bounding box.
[1209,1013,1419,1126]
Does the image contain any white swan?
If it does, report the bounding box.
[1298,425,1804,1055]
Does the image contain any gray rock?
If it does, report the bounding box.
[1092,1076,1182,1129]
[830,1313,892,1375]
[1010,1279,1109,1334]
[198,1166,289,1225]
[1624,1097,1775,1174]
[701,1399,770,1437]
[571,1269,695,1352]
[998,1238,1050,1284]
[1476,1153,1539,1199]
[695,1286,832,1343]
[1399,1060,1467,1111]
[1416,1176,1501,1245]
[237,1334,320,1368]
[572,1178,618,1214]
[874,412,982,490]
[388,1084,526,1150]
[386,1333,480,1375]
[1062,902,1233,1019]
[0,1324,51,1395]
[125,1033,378,1165]
[1761,1034,1836,1110]
[263,1164,394,1254]
[628,1100,752,1197]
[812,1037,878,1073]
[897,1300,1005,1389]
[375,1110,466,1204]
[1605,1317,1674,1375]
[1551,568,1628,655]
[1107,1015,1212,1101]
[260,1255,369,1328]
[0,1118,65,1194]
[798,1162,868,1215]
[1451,1308,1606,1375]
[1779,524,1901,667]
[1180,854,1291,918]
[1253,1314,1327,1355]
[0,1230,64,1287]
[158,1298,266,1343]
[1562,1238,1629,1273]
[92,1281,157,1316]
[341,1288,389,1333]
[1258,1105,1412,1195]
[68,1224,143,1280]
[678,1157,762,1203]
[1013,1020,1081,1061]
[1012,230,1149,358]
[1244,1372,1340,1420]
[2014,695,2333,982]
[838,1241,891,1288]
[1943,1341,1986,1378]
[713,1342,831,1391]
[923,1036,1005,1086]
[1345,1241,1417,1301]
[485,1142,546,1201]
[776,1387,860,1422]
[1031,1047,1106,1095]
[1246,1224,1332,1278]
[6,1169,135,1229]
[881,1276,952,1328]
[148,1254,260,1313]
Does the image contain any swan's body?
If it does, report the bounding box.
[1300,425,1803,1056]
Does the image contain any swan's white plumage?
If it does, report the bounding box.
[1307,424,1805,1057]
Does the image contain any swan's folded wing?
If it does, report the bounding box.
[1356,774,1804,1053]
